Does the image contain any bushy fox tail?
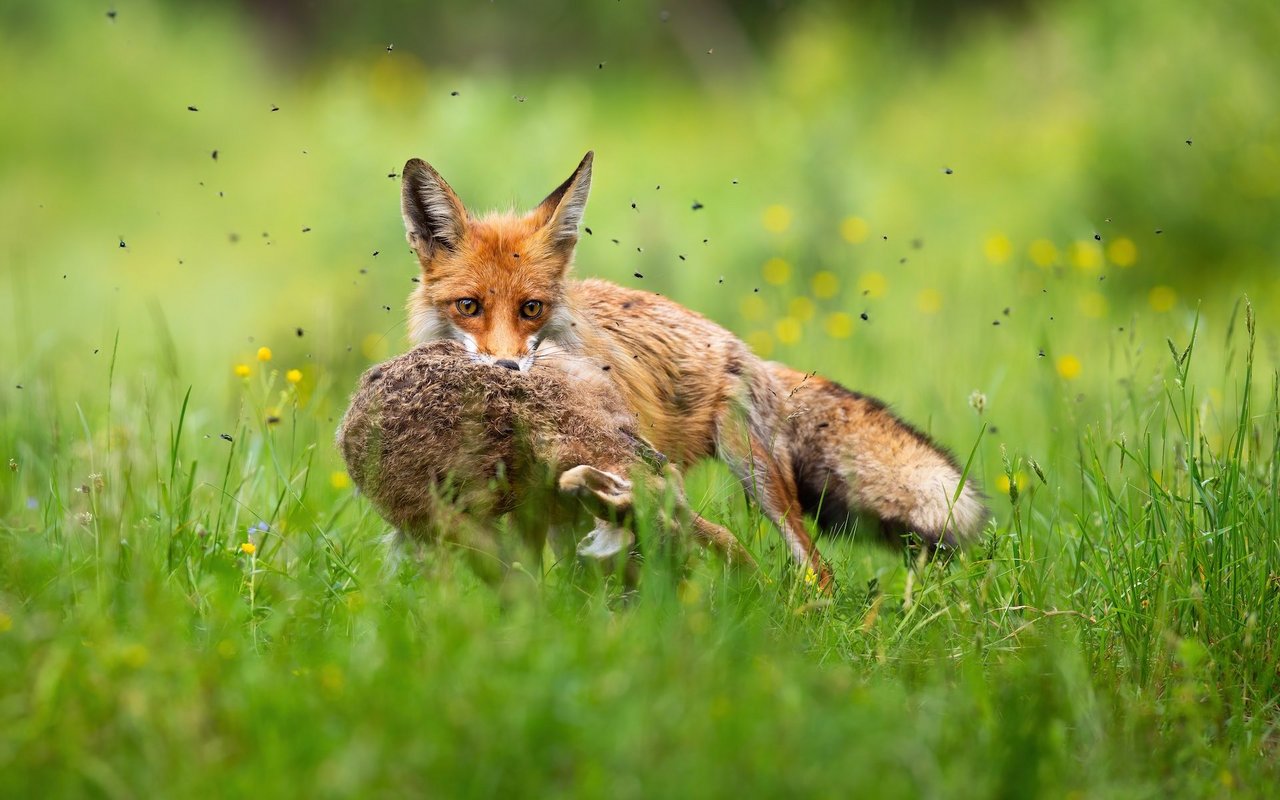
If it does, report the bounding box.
[768,363,990,550]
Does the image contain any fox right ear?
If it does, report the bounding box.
[401,159,467,262]
[534,151,593,248]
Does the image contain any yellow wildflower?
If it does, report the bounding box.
[286,368,303,384]
[788,296,816,322]
[811,271,840,298]
[1068,241,1102,271]
[330,471,352,490]
[361,333,388,360]
[1107,237,1137,267]
[740,294,767,321]
[1056,355,1082,380]
[762,205,792,233]
[256,346,272,362]
[1078,291,1108,318]
[804,568,818,586]
[762,257,791,285]
[746,330,775,358]
[995,472,1028,494]
[1149,286,1176,312]
[823,312,854,339]
[234,364,251,378]
[240,541,256,555]
[983,234,1012,265]
[774,317,802,345]
[916,288,942,314]
[839,216,868,244]
[1028,239,1058,268]
[857,271,887,298]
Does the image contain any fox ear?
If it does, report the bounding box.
[401,159,467,262]
[535,151,593,247]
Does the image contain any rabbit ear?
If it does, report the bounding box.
[401,158,467,263]
[533,151,593,248]
[558,464,632,520]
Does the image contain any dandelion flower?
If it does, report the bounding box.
[1028,239,1058,268]
[361,333,387,360]
[762,204,792,233]
[1068,241,1102,271]
[1056,355,1082,380]
[256,346,272,362]
[916,288,942,314]
[240,541,256,555]
[811,271,840,298]
[839,216,868,244]
[823,312,854,339]
[234,364,251,378]
[787,296,816,322]
[857,271,887,298]
[774,317,802,344]
[983,233,1012,265]
[286,368,303,384]
[330,471,352,490]
[995,472,1027,494]
[1078,291,1108,318]
[740,294,767,321]
[1149,286,1176,312]
[746,330,775,358]
[762,257,791,285]
[1106,237,1137,267]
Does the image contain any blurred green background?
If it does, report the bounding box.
[3,0,1278,444]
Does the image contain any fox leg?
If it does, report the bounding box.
[714,402,834,590]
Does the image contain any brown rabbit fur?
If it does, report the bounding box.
[337,340,749,581]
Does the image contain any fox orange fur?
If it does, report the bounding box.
[400,152,989,588]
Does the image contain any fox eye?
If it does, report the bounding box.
[520,300,544,320]
[455,298,481,317]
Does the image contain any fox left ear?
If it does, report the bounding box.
[401,158,467,265]
[535,151,593,248]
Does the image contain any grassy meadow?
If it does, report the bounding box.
[2,2,1279,796]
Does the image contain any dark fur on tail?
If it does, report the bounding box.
[768,364,990,550]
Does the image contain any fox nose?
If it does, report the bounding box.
[495,359,520,371]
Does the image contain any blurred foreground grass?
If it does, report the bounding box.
[2,2,1279,797]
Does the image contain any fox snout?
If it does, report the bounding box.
[465,340,536,372]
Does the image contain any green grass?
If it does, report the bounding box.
[2,306,1277,797]
[3,1,1280,797]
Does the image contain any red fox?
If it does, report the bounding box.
[400,152,988,588]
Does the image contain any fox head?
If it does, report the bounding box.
[401,152,593,371]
